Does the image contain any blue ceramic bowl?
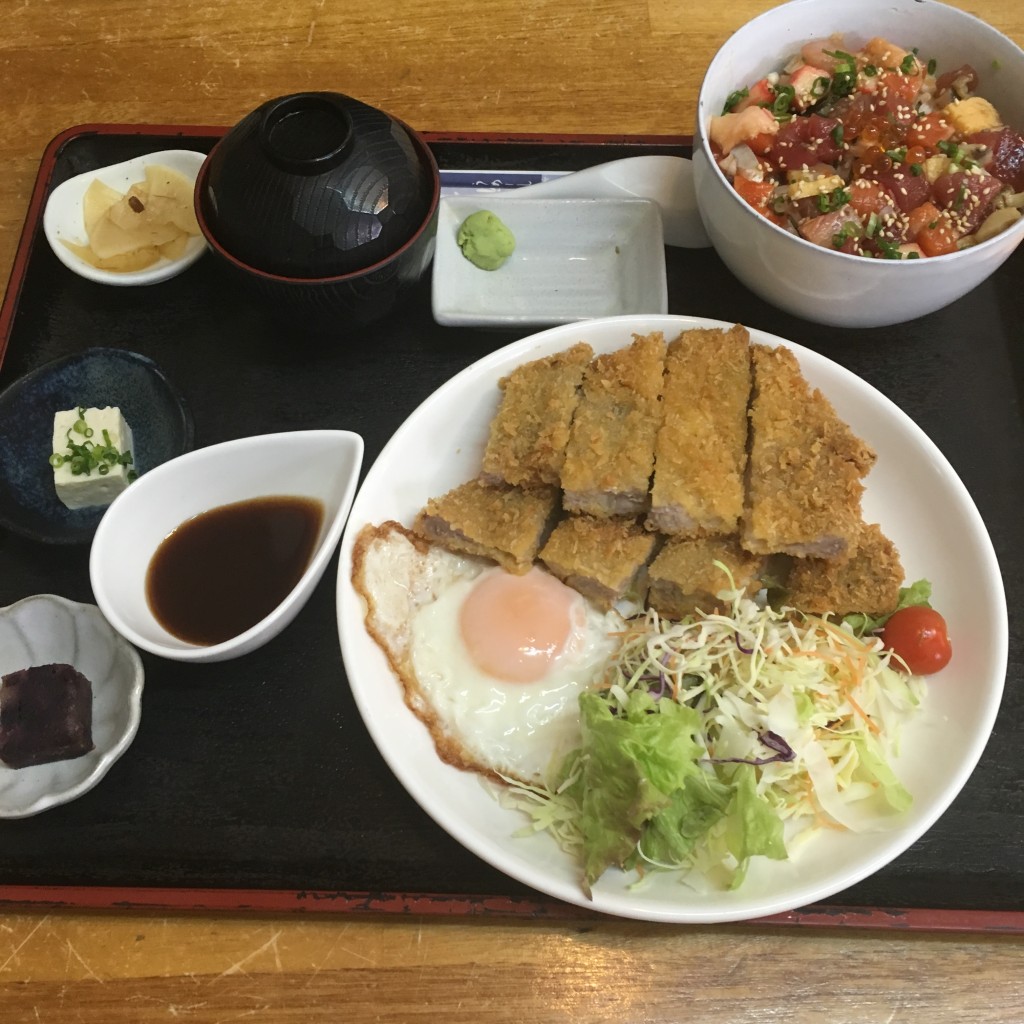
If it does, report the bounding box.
[0,348,194,544]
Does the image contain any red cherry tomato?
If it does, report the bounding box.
[882,606,953,675]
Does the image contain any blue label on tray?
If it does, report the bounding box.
[439,169,569,197]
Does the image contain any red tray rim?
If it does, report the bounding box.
[1,122,1020,937]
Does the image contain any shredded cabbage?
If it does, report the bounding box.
[500,583,927,895]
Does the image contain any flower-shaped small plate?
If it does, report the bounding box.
[0,594,144,818]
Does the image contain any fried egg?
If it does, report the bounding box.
[351,521,624,783]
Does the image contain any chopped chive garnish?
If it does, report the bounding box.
[771,84,795,121]
[819,187,850,212]
[927,58,937,76]
[823,49,857,98]
[723,88,749,114]
[832,223,860,248]
[50,409,136,484]
[900,53,917,74]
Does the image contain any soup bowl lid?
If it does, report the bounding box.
[198,92,437,280]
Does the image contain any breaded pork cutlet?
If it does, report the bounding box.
[560,332,666,517]
[646,535,763,620]
[742,344,876,561]
[481,342,592,487]
[539,515,658,611]
[646,325,751,536]
[785,521,904,617]
[413,478,560,574]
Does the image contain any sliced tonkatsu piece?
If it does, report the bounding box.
[481,342,593,488]
[784,521,904,617]
[538,514,658,611]
[413,478,560,574]
[646,325,752,536]
[560,332,666,517]
[646,534,763,620]
[742,344,876,561]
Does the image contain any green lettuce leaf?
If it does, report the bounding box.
[844,578,933,635]
[632,772,732,869]
[853,736,913,813]
[724,764,788,888]
[575,691,704,889]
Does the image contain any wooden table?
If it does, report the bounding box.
[1,1,1022,1020]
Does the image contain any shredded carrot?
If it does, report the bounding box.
[816,618,875,655]
[845,691,881,734]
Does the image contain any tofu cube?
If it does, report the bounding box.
[52,406,135,510]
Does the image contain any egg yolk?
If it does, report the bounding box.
[459,568,581,683]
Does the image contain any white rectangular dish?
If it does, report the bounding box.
[431,195,667,327]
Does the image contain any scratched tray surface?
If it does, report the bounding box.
[0,129,1021,915]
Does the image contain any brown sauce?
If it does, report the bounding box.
[145,495,324,646]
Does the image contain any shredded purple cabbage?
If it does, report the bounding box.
[734,633,754,655]
[704,730,796,766]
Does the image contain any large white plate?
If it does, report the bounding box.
[336,314,1007,923]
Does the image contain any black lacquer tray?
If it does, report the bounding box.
[0,126,1021,932]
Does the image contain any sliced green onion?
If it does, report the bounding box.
[49,409,136,483]
[771,84,795,121]
[723,88,749,114]
[877,238,903,259]
[832,223,860,248]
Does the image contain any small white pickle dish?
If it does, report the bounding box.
[43,149,207,286]
[0,594,144,818]
[432,195,667,327]
[90,430,364,663]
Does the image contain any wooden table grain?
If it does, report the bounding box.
[2,1,1023,1021]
